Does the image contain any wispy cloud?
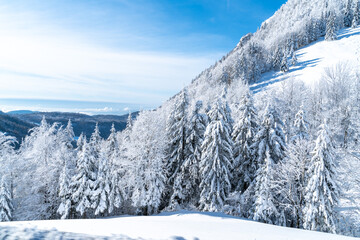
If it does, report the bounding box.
[0,1,223,105]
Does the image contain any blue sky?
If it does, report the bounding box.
[0,0,286,107]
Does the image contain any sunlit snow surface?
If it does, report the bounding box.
[251,27,360,93]
[0,211,357,240]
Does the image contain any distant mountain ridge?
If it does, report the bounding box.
[0,110,137,146]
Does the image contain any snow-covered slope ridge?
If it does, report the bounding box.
[0,211,357,240]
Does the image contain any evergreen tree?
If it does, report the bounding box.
[272,47,282,70]
[92,150,110,216]
[290,46,298,66]
[76,133,85,152]
[0,176,13,222]
[64,119,75,146]
[325,12,337,41]
[168,101,207,209]
[251,105,286,224]
[166,89,189,183]
[106,124,125,215]
[57,162,73,219]
[127,112,133,129]
[352,1,360,28]
[344,0,354,27]
[291,106,310,143]
[280,50,289,72]
[232,89,258,192]
[303,121,339,233]
[71,139,96,218]
[89,123,102,162]
[199,98,234,212]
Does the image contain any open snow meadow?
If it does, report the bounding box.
[2,0,360,239]
[0,211,357,240]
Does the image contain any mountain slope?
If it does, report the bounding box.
[0,211,356,240]
[252,27,360,92]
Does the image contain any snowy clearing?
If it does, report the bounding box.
[0,211,357,240]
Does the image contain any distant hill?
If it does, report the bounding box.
[1,111,138,146]
[0,111,36,144]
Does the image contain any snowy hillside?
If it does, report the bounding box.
[252,26,360,91]
[0,211,357,240]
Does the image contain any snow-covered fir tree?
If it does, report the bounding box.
[291,106,310,143]
[71,138,96,218]
[168,101,207,209]
[272,47,282,70]
[280,50,289,72]
[76,133,85,152]
[106,124,125,215]
[232,89,258,192]
[89,123,102,163]
[0,176,13,222]
[344,0,354,27]
[0,132,17,197]
[303,120,339,233]
[290,47,298,66]
[251,105,286,224]
[92,150,110,216]
[199,98,234,212]
[166,89,189,184]
[352,1,360,28]
[57,162,73,219]
[325,12,337,41]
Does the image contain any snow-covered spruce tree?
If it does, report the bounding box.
[303,120,339,233]
[0,132,17,197]
[71,138,96,218]
[199,98,234,212]
[0,176,13,222]
[325,12,337,41]
[291,106,310,143]
[106,124,125,215]
[344,0,354,27]
[231,89,258,192]
[129,111,167,215]
[352,1,360,28]
[57,162,73,219]
[251,105,286,225]
[290,46,298,66]
[89,123,102,163]
[166,89,189,209]
[166,89,188,183]
[91,149,110,217]
[168,101,207,209]
[280,50,289,72]
[76,133,85,152]
[272,47,282,70]
[127,112,133,129]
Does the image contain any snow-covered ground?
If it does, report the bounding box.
[251,26,360,92]
[0,211,357,239]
